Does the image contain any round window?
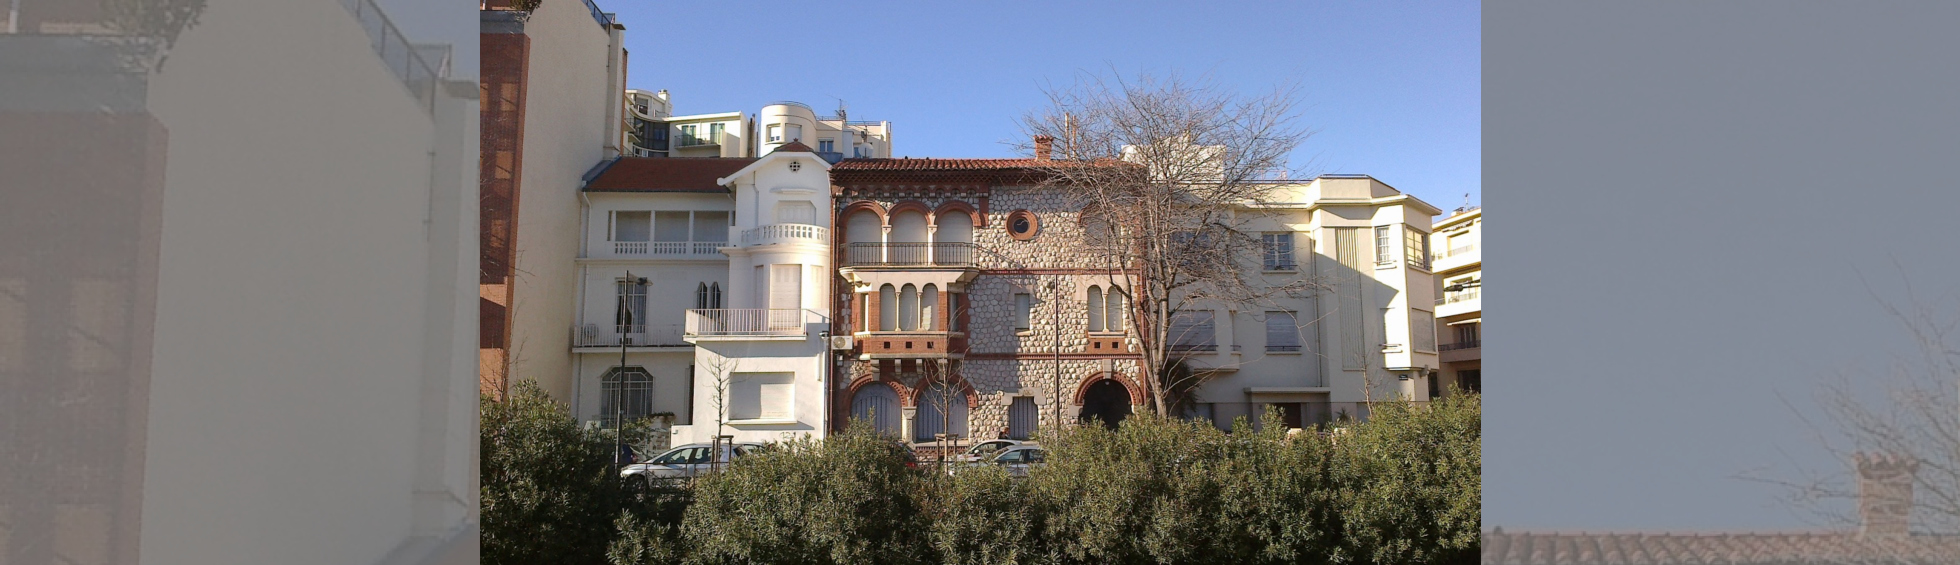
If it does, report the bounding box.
[1006,210,1039,240]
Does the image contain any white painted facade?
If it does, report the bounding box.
[1183,175,1445,427]
[624,96,893,161]
[1431,206,1481,397]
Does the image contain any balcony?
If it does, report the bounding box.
[574,324,688,349]
[740,224,829,247]
[609,240,726,257]
[1431,243,1480,272]
[685,309,823,338]
[1435,287,1480,318]
[843,242,975,267]
[1439,339,1481,363]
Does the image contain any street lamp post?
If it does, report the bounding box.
[615,271,647,475]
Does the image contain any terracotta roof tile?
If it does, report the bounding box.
[584,157,756,193]
[831,157,1048,171]
[771,141,816,154]
[1482,530,1960,565]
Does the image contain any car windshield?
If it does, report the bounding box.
[650,448,692,465]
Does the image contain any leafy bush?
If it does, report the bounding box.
[679,420,931,565]
[486,394,1482,565]
[481,380,624,565]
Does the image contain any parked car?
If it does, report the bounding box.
[952,445,1046,477]
[955,439,1027,463]
[990,445,1046,477]
[621,442,763,481]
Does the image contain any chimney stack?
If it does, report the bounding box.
[1854,451,1919,538]
[1033,135,1054,161]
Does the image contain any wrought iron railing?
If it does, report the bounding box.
[1436,288,1480,305]
[686,309,821,337]
[576,324,687,348]
[340,0,438,114]
[1439,340,1481,351]
[844,242,975,267]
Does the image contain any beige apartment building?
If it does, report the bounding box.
[481,0,628,400]
[1431,206,1481,396]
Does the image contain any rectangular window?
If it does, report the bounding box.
[786,124,803,142]
[707,122,724,145]
[692,211,730,244]
[610,211,650,241]
[1169,310,1216,350]
[680,124,700,146]
[615,278,647,333]
[1412,309,1437,352]
[766,124,782,142]
[1455,322,1480,345]
[1014,293,1032,331]
[1262,232,1295,270]
[730,372,794,420]
[654,211,690,242]
[1265,311,1301,352]
[1405,227,1430,269]
[819,139,835,153]
[1374,225,1394,265]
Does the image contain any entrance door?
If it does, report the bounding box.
[1007,397,1038,440]
[1079,379,1131,430]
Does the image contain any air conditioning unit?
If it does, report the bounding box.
[829,335,854,350]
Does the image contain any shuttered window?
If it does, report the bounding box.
[1014,293,1032,331]
[1266,311,1300,352]
[1169,310,1216,349]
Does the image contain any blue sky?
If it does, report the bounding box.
[615,1,1480,211]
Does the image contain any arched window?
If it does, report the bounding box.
[1087,286,1105,332]
[921,285,938,331]
[695,283,709,309]
[600,368,654,427]
[709,283,722,309]
[898,284,919,331]
[879,284,897,331]
[914,381,969,442]
[1106,287,1125,332]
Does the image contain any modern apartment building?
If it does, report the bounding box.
[4,0,479,563]
[624,96,894,162]
[1183,175,1445,429]
[480,0,628,400]
[1431,206,1481,397]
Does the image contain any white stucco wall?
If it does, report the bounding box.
[137,0,477,562]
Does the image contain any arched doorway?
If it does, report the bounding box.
[850,382,902,436]
[1079,379,1132,430]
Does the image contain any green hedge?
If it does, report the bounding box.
[482,384,1481,565]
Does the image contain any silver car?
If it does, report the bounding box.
[955,439,1027,463]
[621,442,761,481]
[989,446,1046,477]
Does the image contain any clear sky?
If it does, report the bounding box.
[614,0,1480,211]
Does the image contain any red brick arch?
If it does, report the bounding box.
[931,200,984,228]
[887,200,933,225]
[909,373,980,409]
[1072,372,1145,406]
[846,374,912,407]
[838,200,888,225]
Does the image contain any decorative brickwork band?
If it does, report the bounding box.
[1071,372,1145,406]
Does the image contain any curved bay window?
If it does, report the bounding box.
[600,368,654,428]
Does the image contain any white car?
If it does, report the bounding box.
[955,439,1028,463]
[621,442,762,481]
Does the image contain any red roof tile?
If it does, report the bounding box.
[771,141,817,154]
[1482,530,1960,564]
[584,157,756,193]
[831,157,1048,171]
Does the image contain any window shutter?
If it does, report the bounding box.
[1087,287,1105,332]
[1266,311,1300,351]
[770,264,801,310]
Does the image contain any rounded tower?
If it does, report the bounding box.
[758,101,818,154]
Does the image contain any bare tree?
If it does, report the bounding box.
[697,350,740,443]
[917,360,969,471]
[1020,70,1323,414]
[1747,276,1960,542]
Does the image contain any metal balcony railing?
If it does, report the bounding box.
[576,324,687,348]
[685,309,822,337]
[340,0,439,114]
[1439,340,1480,351]
[741,224,829,246]
[1435,288,1481,305]
[844,242,975,267]
[1433,243,1478,262]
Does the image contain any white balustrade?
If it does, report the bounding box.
[611,240,729,256]
[685,309,819,337]
[740,224,830,246]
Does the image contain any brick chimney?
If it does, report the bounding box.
[1033,135,1054,161]
[1854,451,1919,538]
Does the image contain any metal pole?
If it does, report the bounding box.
[1051,279,1063,432]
